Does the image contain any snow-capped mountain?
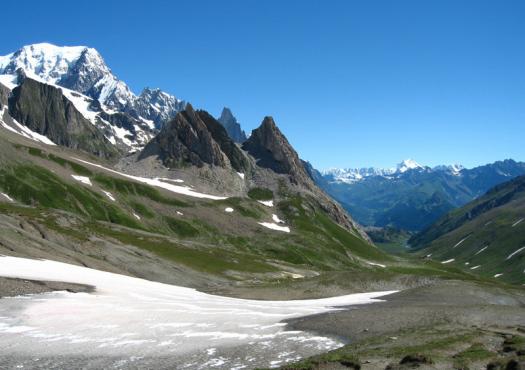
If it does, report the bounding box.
[322,159,431,184]
[433,164,465,175]
[0,43,186,138]
[321,167,395,184]
[315,159,525,231]
[396,159,424,173]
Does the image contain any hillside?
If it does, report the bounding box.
[409,175,525,284]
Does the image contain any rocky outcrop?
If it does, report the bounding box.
[217,108,247,143]
[243,116,313,187]
[197,110,251,173]
[0,83,9,109]
[8,77,118,159]
[139,104,229,168]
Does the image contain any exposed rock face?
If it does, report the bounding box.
[197,110,251,173]
[8,77,118,159]
[139,104,229,168]
[98,110,155,152]
[0,83,9,109]
[217,107,247,143]
[243,116,312,187]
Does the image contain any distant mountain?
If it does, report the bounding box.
[409,175,525,284]
[322,159,428,184]
[0,43,186,150]
[315,159,525,231]
[217,107,247,143]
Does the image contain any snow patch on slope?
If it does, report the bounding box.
[71,158,227,200]
[0,74,17,89]
[258,222,290,233]
[71,175,92,186]
[0,193,14,202]
[0,256,396,368]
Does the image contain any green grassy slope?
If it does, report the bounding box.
[409,176,525,284]
[0,140,395,282]
[0,135,505,292]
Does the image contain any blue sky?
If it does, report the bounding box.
[1,0,524,169]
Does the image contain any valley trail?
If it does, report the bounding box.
[0,256,395,369]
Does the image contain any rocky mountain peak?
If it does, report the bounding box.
[242,116,311,187]
[217,107,247,143]
[219,107,235,121]
[138,104,230,169]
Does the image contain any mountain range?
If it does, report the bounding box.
[315,159,525,231]
[0,43,377,284]
[0,43,244,153]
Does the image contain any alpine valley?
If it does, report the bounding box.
[0,43,524,370]
[317,159,525,231]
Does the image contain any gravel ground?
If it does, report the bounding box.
[0,277,94,298]
[286,279,525,343]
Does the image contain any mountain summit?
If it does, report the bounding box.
[396,159,424,173]
[0,43,185,129]
[217,107,247,143]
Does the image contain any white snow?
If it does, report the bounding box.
[225,207,234,213]
[494,273,503,278]
[474,246,488,255]
[0,193,14,202]
[367,262,386,268]
[441,258,455,264]
[101,191,116,201]
[321,166,396,184]
[157,177,184,184]
[396,159,424,173]
[59,86,99,124]
[257,200,274,207]
[237,172,245,180]
[0,43,86,84]
[512,218,524,227]
[453,236,469,248]
[71,158,227,200]
[506,246,525,260]
[470,265,481,270]
[0,256,396,368]
[176,211,184,216]
[71,175,92,186]
[132,213,141,220]
[258,222,291,233]
[272,214,285,224]
[0,74,18,89]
